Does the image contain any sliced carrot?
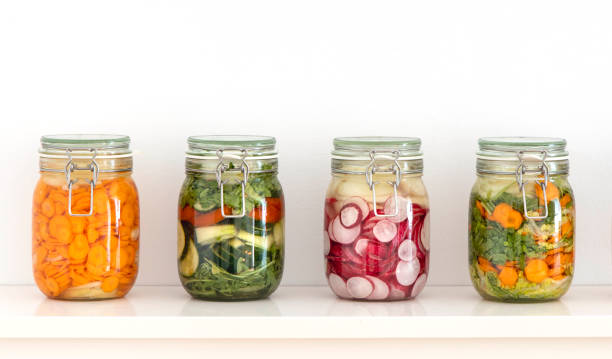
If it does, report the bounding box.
[561,221,573,238]
[49,216,72,244]
[548,266,564,277]
[560,194,572,207]
[535,181,560,205]
[33,181,49,205]
[490,203,523,230]
[101,276,119,293]
[546,247,564,256]
[45,277,60,296]
[498,267,518,287]
[478,257,498,273]
[87,226,99,243]
[121,204,136,227]
[70,216,87,234]
[93,190,110,214]
[524,259,549,283]
[68,234,89,261]
[41,199,55,218]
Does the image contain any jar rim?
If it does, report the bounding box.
[40,134,132,158]
[187,135,277,158]
[332,136,422,159]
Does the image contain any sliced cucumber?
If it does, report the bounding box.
[237,230,271,249]
[195,225,236,246]
[180,240,199,277]
[272,220,284,246]
[177,221,185,259]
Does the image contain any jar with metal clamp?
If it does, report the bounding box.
[324,137,430,301]
[32,135,139,300]
[469,137,575,302]
[178,135,284,300]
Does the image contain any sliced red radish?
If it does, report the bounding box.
[323,231,331,255]
[354,237,369,256]
[397,240,417,261]
[395,258,420,286]
[328,273,351,298]
[328,220,335,242]
[384,196,410,223]
[342,196,369,218]
[365,276,390,300]
[339,203,363,228]
[388,287,407,300]
[372,220,397,243]
[410,273,427,297]
[346,276,374,298]
[420,214,430,251]
[331,216,360,244]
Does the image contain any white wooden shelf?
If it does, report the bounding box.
[1,285,612,340]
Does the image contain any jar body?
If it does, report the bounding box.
[32,169,140,300]
[177,171,284,301]
[324,172,430,301]
[468,173,575,302]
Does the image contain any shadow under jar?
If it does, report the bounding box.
[32,135,140,300]
[178,135,284,301]
[324,137,430,301]
[469,137,575,302]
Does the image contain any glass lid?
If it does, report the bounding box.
[40,134,131,156]
[187,135,277,158]
[478,137,568,159]
[332,136,422,159]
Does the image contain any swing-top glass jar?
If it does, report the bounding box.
[324,137,430,301]
[469,137,575,302]
[178,135,284,300]
[32,135,140,300]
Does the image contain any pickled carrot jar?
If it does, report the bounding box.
[32,135,139,300]
[324,137,430,301]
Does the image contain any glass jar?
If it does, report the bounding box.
[32,135,139,300]
[324,137,430,301]
[469,137,575,302]
[178,135,284,300]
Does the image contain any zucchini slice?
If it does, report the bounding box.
[195,224,236,246]
[177,221,185,259]
[179,240,199,277]
[237,230,271,249]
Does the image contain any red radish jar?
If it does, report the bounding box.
[324,137,430,301]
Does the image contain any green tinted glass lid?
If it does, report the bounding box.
[40,134,131,155]
[187,135,277,157]
[478,137,568,158]
[333,136,422,158]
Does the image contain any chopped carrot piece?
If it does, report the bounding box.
[498,267,518,287]
[560,194,572,207]
[535,181,560,205]
[101,276,119,293]
[41,199,55,218]
[524,259,549,283]
[68,234,89,261]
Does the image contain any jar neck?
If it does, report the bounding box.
[331,158,423,175]
[185,157,278,174]
[39,156,133,172]
[476,158,569,176]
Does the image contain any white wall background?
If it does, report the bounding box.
[1,0,611,287]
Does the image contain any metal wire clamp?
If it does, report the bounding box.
[515,150,549,220]
[365,150,401,217]
[215,149,249,218]
[65,148,99,217]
